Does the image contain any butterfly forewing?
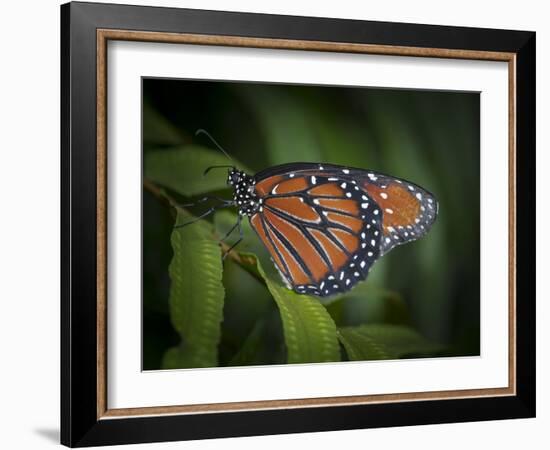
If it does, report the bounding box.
[249,169,384,297]
[257,164,439,254]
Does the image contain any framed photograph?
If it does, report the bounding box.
[61,1,535,447]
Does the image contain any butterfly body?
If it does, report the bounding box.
[224,162,438,298]
[228,169,261,216]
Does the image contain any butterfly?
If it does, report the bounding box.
[178,131,439,298]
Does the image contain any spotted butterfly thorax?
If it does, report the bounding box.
[213,161,438,297]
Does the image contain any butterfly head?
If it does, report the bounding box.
[227,168,259,216]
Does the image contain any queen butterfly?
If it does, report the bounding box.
[178,131,439,298]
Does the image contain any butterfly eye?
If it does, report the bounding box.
[230,172,241,185]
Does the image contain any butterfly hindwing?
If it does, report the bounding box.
[356,172,438,255]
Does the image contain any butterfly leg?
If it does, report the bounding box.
[174,204,233,229]
[177,196,233,208]
[218,218,240,243]
[222,215,243,260]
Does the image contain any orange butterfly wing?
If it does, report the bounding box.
[360,174,438,255]
[250,172,383,297]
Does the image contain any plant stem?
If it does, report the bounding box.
[143,177,179,217]
[143,178,267,286]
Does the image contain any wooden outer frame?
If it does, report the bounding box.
[61,1,535,447]
[96,28,517,417]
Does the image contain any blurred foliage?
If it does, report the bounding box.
[338,325,444,361]
[145,146,252,197]
[142,79,480,370]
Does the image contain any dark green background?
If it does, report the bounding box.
[142,79,480,370]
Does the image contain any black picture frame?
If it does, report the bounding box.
[61,1,535,447]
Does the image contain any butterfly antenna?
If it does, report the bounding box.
[196,129,234,163]
[203,164,234,176]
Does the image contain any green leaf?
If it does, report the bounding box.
[252,256,340,364]
[162,209,225,369]
[325,283,411,327]
[215,211,341,364]
[228,319,267,366]
[214,210,339,364]
[337,324,443,361]
[145,146,251,197]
